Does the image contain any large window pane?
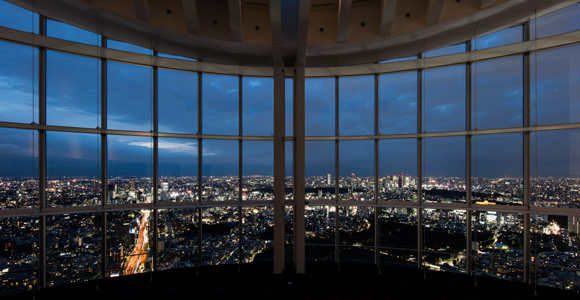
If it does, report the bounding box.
[158,209,198,270]
[0,128,38,210]
[423,209,466,272]
[306,78,335,136]
[379,208,418,266]
[0,41,38,124]
[472,133,523,206]
[0,216,37,295]
[107,40,152,55]
[305,205,335,262]
[202,140,238,201]
[379,71,417,135]
[471,26,523,50]
[47,131,100,207]
[47,213,101,286]
[532,129,580,209]
[423,136,466,204]
[531,3,580,39]
[242,206,273,263]
[243,141,273,201]
[379,138,417,202]
[202,74,238,135]
[158,138,198,203]
[339,140,374,202]
[107,62,152,131]
[47,19,100,45]
[285,78,293,137]
[424,43,466,58]
[47,51,100,128]
[243,77,273,136]
[0,0,38,33]
[473,56,523,129]
[531,45,580,126]
[201,207,239,265]
[339,76,374,136]
[158,69,197,134]
[107,135,152,205]
[107,210,154,277]
[423,65,466,132]
[338,206,374,263]
[305,141,335,202]
[473,212,524,282]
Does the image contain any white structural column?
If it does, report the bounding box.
[379,0,398,36]
[273,66,286,273]
[228,0,243,42]
[337,0,352,43]
[294,67,306,273]
[182,0,199,34]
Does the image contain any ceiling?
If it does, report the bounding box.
[7,0,578,67]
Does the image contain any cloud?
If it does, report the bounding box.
[126,139,214,155]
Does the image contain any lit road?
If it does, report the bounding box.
[124,210,150,275]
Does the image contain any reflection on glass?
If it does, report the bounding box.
[47,131,100,207]
[306,78,335,136]
[423,136,466,204]
[243,77,273,136]
[305,141,335,202]
[201,207,239,265]
[531,214,580,289]
[285,141,293,201]
[47,213,101,286]
[107,135,152,205]
[0,128,38,210]
[379,71,417,134]
[472,26,523,50]
[107,40,152,55]
[532,130,580,209]
[379,208,418,266]
[423,209,466,273]
[107,62,152,131]
[0,216,37,295]
[473,212,524,281]
[202,140,238,201]
[158,69,197,134]
[473,56,523,129]
[531,44,580,126]
[242,207,273,263]
[424,43,466,58]
[202,74,238,135]
[339,140,374,201]
[243,141,272,201]
[47,20,100,45]
[339,76,374,136]
[305,206,335,262]
[158,138,197,203]
[158,209,198,270]
[379,139,417,202]
[47,51,100,128]
[472,133,523,206]
[338,206,374,262]
[107,210,154,277]
[423,65,466,132]
[531,3,580,39]
[0,41,38,124]
[0,0,38,33]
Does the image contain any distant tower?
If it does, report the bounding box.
[129,179,135,192]
[327,173,332,185]
[350,173,355,186]
[569,216,580,234]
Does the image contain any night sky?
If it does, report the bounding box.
[0,1,579,179]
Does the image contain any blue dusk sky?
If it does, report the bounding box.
[0,0,579,179]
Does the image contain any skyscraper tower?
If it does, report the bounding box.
[327,173,332,185]
[130,179,135,192]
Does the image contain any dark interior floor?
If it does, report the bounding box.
[3,262,579,300]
